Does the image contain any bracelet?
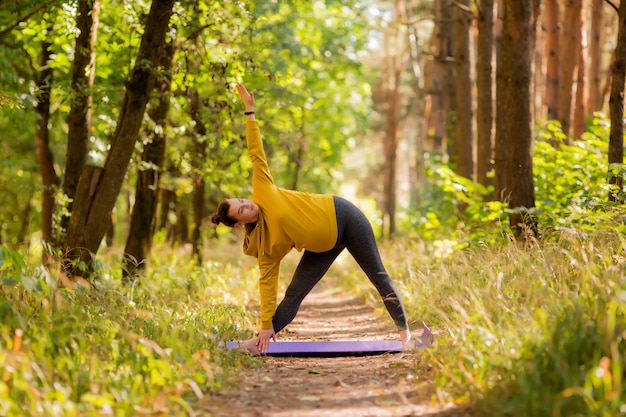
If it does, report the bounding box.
[244,111,255,115]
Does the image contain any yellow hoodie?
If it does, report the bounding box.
[243,121,338,329]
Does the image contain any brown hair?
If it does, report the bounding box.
[211,200,237,227]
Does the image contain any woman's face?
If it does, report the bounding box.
[227,198,259,226]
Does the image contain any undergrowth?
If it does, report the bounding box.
[0,242,261,416]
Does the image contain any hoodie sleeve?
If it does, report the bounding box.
[257,255,280,329]
[246,121,274,187]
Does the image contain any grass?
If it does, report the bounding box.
[0,241,262,416]
[341,228,626,416]
[1,225,626,416]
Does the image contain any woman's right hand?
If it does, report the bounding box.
[236,83,255,112]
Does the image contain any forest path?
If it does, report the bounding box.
[199,289,471,417]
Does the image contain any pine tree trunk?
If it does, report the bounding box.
[454,0,474,181]
[572,7,588,141]
[476,0,494,189]
[589,0,604,112]
[544,0,560,121]
[557,0,583,141]
[608,0,626,202]
[494,0,507,200]
[423,0,453,154]
[439,0,457,168]
[503,0,537,238]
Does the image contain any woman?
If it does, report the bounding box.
[211,83,412,353]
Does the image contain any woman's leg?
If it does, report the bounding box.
[333,196,408,330]
[272,247,344,333]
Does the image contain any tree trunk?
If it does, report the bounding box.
[454,0,473,181]
[34,36,59,262]
[608,0,626,203]
[439,0,457,167]
[494,0,507,200]
[423,0,454,155]
[572,6,588,141]
[189,90,207,264]
[557,0,583,141]
[158,185,175,241]
[62,0,99,239]
[63,0,175,275]
[544,0,559,121]
[503,0,537,238]
[373,0,409,238]
[123,39,174,280]
[589,0,604,112]
[476,0,494,189]
[407,19,426,205]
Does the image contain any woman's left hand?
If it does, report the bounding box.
[256,328,276,352]
[235,83,255,112]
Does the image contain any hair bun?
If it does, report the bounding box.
[211,213,221,225]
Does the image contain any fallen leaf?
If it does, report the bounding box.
[376,399,402,406]
[298,396,320,402]
[261,376,273,383]
[308,369,323,375]
[333,379,349,387]
[389,361,409,368]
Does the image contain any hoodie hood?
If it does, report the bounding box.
[242,208,265,258]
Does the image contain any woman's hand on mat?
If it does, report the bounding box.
[400,329,412,349]
[256,328,276,352]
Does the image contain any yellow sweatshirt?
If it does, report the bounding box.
[242,121,338,329]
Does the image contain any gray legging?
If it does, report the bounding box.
[272,196,408,333]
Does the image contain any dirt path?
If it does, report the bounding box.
[200,289,470,417]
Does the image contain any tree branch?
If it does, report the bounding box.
[453,1,477,19]
[0,5,46,38]
[604,0,619,13]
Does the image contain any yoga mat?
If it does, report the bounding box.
[225,339,425,357]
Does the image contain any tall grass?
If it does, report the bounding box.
[339,226,625,416]
[0,241,261,417]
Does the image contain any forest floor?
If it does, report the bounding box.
[199,288,474,417]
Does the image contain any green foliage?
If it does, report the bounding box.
[0,243,259,416]
[398,114,623,246]
[400,157,508,245]
[533,116,625,237]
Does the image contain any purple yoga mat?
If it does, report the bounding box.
[225,339,423,357]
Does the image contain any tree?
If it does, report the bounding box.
[544,0,559,121]
[424,0,452,155]
[572,3,587,141]
[502,0,537,238]
[453,0,473,181]
[35,33,59,259]
[372,0,409,238]
[608,0,626,203]
[62,0,100,240]
[557,0,583,141]
[123,39,174,279]
[589,0,605,112]
[63,0,175,275]
[476,0,494,190]
[493,0,507,200]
